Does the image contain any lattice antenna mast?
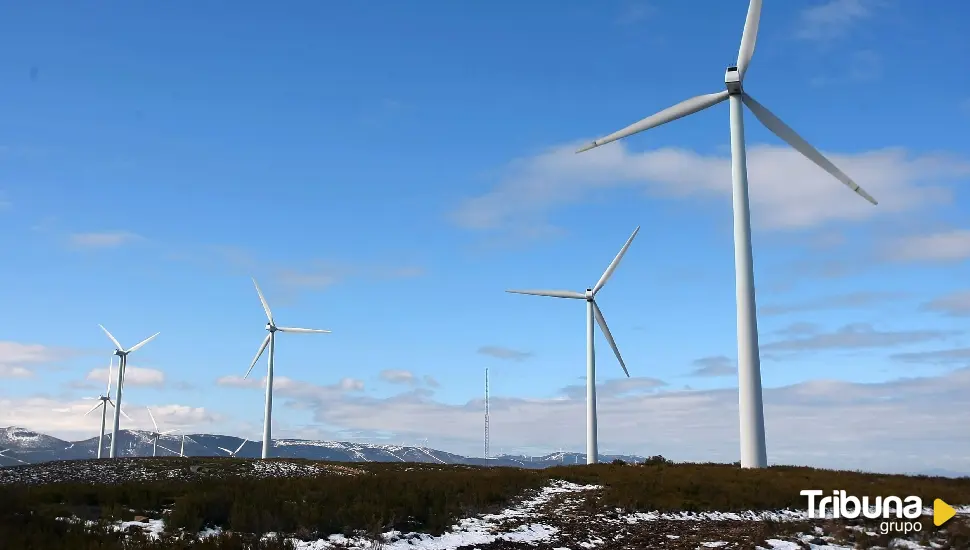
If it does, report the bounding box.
[484,367,490,461]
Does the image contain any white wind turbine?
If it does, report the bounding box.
[82,356,131,458]
[146,407,175,457]
[574,0,877,469]
[99,325,160,459]
[219,438,249,458]
[507,226,639,465]
[244,278,331,459]
[0,449,26,464]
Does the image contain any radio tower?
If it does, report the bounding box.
[484,367,490,461]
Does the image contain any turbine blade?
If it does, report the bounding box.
[276,327,332,334]
[106,357,113,395]
[218,447,232,455]
[252,278,275,324]
[99,324,123,351]
[592,301,630,377]
[83,402,103,416]
[244,333,272,379]
[576,91,729,153]
[592,226,640,295]
[505,289,585,300]
[235,439,247,454]
[121,408,132,421]
[161,430,176,435]
[736,0,763,79]
[742,93,878,205]
[127,332,159,353]
[147,407,159,432]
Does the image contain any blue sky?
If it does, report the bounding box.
[1,0,969,474]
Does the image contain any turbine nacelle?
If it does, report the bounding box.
[265,323,277,333]
[725,66,742,95]
[585,288,594,300]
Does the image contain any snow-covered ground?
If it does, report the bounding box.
[54,479,970,549]
[0,457,366,485]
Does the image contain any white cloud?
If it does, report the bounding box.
[0,365,32,378]
[0,341,73,378]
[689,356,736,377]
[559,377,666,400]
[478,346,533,361]
[795,0,884,42]
[0,397,220,440]
[86,366,165,387]
[67,231,143,249]
[216,374,365,395]
[380,369,416,385]
[615,1,655,25]
[209,366,970,474]
[451,142,968,240]
[9,365,970,473]
[921,291,970,317]
[887,229,970,263]
[763,322,957,353]
[760,291,905,316]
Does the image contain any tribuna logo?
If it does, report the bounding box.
[800,490,922,520]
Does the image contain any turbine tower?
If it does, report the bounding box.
[146,407,175,457]
[484,367,490,461]
[99,325,160,459]
[244,278,331,459]
[82,356,130,458]
[507,226,639,465]
[574,0,877,469]
[218,438,249,458]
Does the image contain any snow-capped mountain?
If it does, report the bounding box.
[0,426,645,468]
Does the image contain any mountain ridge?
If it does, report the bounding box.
[0,426,641,469]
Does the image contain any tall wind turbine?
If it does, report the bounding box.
[574,0,877,468]
[99,325,160,459]
[146,407,175,457]
[507,226,639,465]
[219,438,248,458]
[244,278,331,459]
[82,356,130,458]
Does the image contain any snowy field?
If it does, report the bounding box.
[51,478,970,550]
[0,456,367,485]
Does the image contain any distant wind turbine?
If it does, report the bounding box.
[219,439,248,458]
[244,278,331,459]
[82,356,131,459]
[99,325,159,459]
[507,226,639,465]
[0,449,25,464]
[574,0,877,468]
[146,407,175,457]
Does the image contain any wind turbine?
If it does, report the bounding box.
[0,449,25,464]
[244,278,331,459]
[507,226,639,465]
[145,407,175,457]
[218,438,248,458]
[574,0,877,469]
[82,356,131,459]
[99,325,160,459]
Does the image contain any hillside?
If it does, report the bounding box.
[1,457,969,549]
[0,426,643,469]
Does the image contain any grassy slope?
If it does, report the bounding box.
[2,457,969,549]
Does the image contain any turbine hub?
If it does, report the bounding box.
[266,323,277,332]
[724,66,742,95]
[585,288,594,300]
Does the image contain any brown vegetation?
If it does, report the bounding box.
[2,456,968,549]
